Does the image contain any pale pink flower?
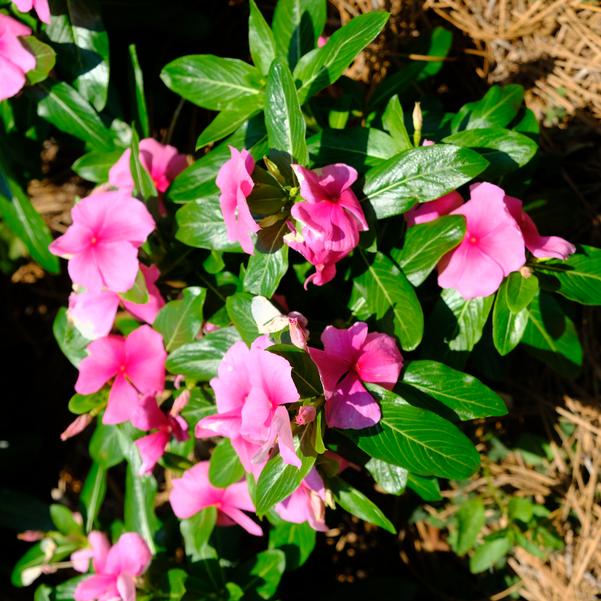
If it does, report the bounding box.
[217,146,259,254]
[308,322,403,430]
[60,414,93,441]
[72,531,151,601]
[12,0,50,23]
[170,462,262,536]
[75,325,166,425]
[503,194,576,260]
[49,191,155,293]
[275,468,327,531]
[291,163,367,255]
[0,14,35,102]
[195,340,300,476]
[108,138,187,194]
[437,183,526,299]
[68,265,165,340]
[404,191,464,227]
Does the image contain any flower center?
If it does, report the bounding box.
[468,235,478,245]
[90,236,98,245]
[119,364,127,374]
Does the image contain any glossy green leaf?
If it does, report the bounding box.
[226,292,261,344]
[68,390,106,414]
[393,215,465,286]
[363,145,488,219]
[154,286,207,352]
[50,504,82,536]
[124,458,159,553]
[365,458,408,495]
[129,129,157,200]
[346,384,480,480]
[330,477,395,533]
[244,242,288,298]
[166,327,241,380]
[249,0,277,74]
[455,497,485,556]
[265,58,308,164]
[402,360,507,421]
[89,422,124,468]
[181,389,217,426]
[235,549,286,600]
[53,307,90,368]
[80,462,107,532]
[268,519,316,570]
[406,474,442,501]
[470,535,511,573]
[505,271,540,311]
[209,439,244,488]
[267,344,322,397]
[128,44,149,138]
[382,95,412,151]
[533,245,601,306]
[71,149,124,183]
[160,55,263,111]
[22,37,56,85]
[492,277,530,356]
[180,507,217,559]
[356,251,423,351]
[46,0,110,111]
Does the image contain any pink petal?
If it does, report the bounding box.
[404,191,464,226]
[210,341,251,413]
[232,437,265,477]
[129,395,167,431]
[0,11,32,35]
[292,163,358,202]
[195,410,242,440]
[355,332,403,387]
[218,506,262,537]
[250,348,300,407]
[135,430,169,474]
[33,0,50,23]
[71,548,94,573]
[103,375,139,425]
[240,386,272,442]
[325,373,381,430]
[139,138,187,193]
[68,247,105,291]
[105,532,152,577]
[273,406,301,468]
[93,241,141,293]
[74,575,117,601]
[169,462,222,519]
[0,22,35,71]
[0,55,26,103]
[107,149,134,190]
[123,325,166,394]
[222,480,255,513]
[88,531,111,573]
[75,336,124,395]
[69,290,120,340]
[116,574,136,601]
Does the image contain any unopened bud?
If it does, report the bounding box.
[295,406,316,426]
[412,102,423,147]
[287,311,309,349]
[60,414,93,441]
[17,530,45,542]
[171,390,190,416]
[520,265,534,279]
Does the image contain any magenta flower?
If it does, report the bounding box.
[170,462,262,536]
[404,191,464,227]
[195,340,301,476]
[217,146,259,254]
[437,183,526,299]
[72,531,151,601]
[75,325,166,425]
[12,0,50,23]
[108,138,188,194]
[503,194,576,260]
[49,191,155,293]
[0,14,35,102]
[308,322,403,430]
[291,163,367,255]
[69,265,165,340]
[275,468,327,531]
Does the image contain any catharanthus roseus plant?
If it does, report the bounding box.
[5,0,601,599]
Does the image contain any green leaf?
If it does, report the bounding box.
[154,286,207,352]
[295,11,389,103]
[406,474,442,501]
[124,460,159,553]
[393,215,465,286]
[249,0,277,74]
[226,292,261,344]
[265,58,308,164]
[470,535,511,573]
[128,44,150,139]
[22,37,56,85]
[129,129,157,200]
[235,549,286,600]
[46,0,110,111]
[443,127,537,178]
[50,504,82,536]
[53,307,90,368]
[0,160,59,273]
[36,80,115,151]
[365,458,408,495]
[80,462,107,532]
[268,519,316,570]
[120,267,149,304]
[492,277,530,356]
[330,477,395,533]
[181,389,217,426]
[455,498,485,555]
[71,149,124,183]
[160,55,263,111]
[175,198,242,252]
[346,384,480,480]
[166,327,241,380]
[402,360,507,421]
[244,243,288,298]
[521,292,582,377]
[89,422,124,468]
[11,541,78,587]
[69,390,105,414]
[508,497,534,523]
[505,271,539,312]
[209,439,244,488]
[533,245,601,306]
[452,84,524,131]
[272,0,326,69]
[307,127,398,171]
[267,344,322,397]
[382,95,412,151]
[180,507,217,559]
[356,251,423,351]
[255,449,315,516]
[363,145,488,220]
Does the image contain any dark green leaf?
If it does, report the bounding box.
[80,462,107,532]
[236,549,286,600]
[268,519,316,570]
[363,145,488,220]
[124,460,159,553]
[492,277,530,356]
[129,129,157,200]
[53,307,90,367]
[244,243,288,298]
[226,292,261,344]
[470,535,511,573]
[365,458,408,495]
[128,44,150,138]
[455,498,485,555]
[71,149,123,183]
[249,0,277,74]
[382,96,412,151]
[89,422,124,468]
[180,507,217,559]
[209,439,244,488]
[267,344,322,397]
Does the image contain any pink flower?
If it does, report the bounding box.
[317,35,329,48]
[195,340,301,476]
[72,531,151,601]
[0,14,35,102]
[170,462,262,536]
[75,325,166,425]
[49,191,155,293]
[133,396,188,474]
[308,322,403,430]
[68,265,165,340]
[503,194,576,260]
[275,468,327,531]
[437,183,526,299]
[12,0,50,23]
[217,146,259,255]
[108,138,187,194]
[291,163,367,255]
[404,191,464,227]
